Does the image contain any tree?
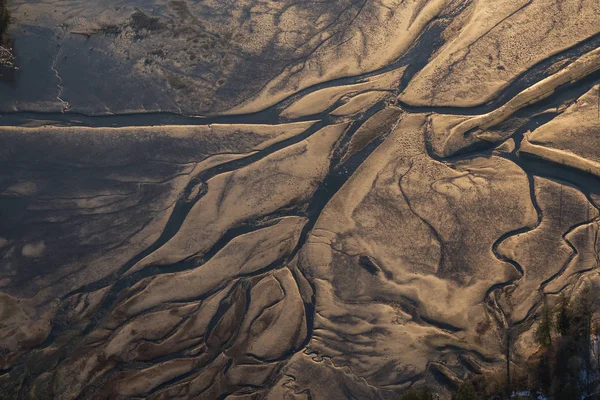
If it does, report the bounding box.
[534,302,554,349]
[570,288,595,393]
[400,387,433,400]
[506,318,513,397]
[592,320,600,373]
[545,288,597,398]
[557,293,571,337]
[455,381,477,400]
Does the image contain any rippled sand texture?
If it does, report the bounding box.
[1,0,600,399]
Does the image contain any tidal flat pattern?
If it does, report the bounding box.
[1,1,600,399]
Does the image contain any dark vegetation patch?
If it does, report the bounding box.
[405,289,600,399]
[358,255,379,275]
[399,387,434,400]
[167,74,188,91]
[168,0,193,20]
[99,24,121,36]
[150,49,165,58]
[130,9,163,34]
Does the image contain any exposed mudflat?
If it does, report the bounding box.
[0,1,599,399]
